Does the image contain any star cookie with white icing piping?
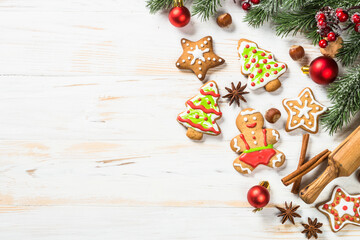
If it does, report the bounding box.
[317,186,360,232]
[282,87,327,134]
[176,36,225,81]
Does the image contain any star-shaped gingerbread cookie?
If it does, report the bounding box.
[175,36,225,81]
[317,186,360,232]
[282,87,327,134]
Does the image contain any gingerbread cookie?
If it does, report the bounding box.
[176,36,225,81]
[177,81,222,140]
[237,39,287,92]
[282,87,327,134]
[317,186,360,232]
[230,108,285,174]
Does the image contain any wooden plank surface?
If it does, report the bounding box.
[0,0,359,239]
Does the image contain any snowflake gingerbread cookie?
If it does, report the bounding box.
[177,81,222,140]
[317,186,360,232]
[176,36,225,81]
[282,87,327,134]
[230,108,285,174]
[237,39,287,92]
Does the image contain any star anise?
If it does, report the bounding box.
[222,82,249,106]
[276,201,301,224]
[302,218,323,239]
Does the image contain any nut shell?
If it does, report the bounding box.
[289,45,305,61]
[217,13,232,28]
[265,108,281,123]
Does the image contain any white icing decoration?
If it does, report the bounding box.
[234,162,251,174]
[207,57,211,60]
[272,153,283,168]
[186,43,189,46]
[182,40,186,43]
[289,103,293,107]
[199,67,202,70]
[187,45,209,65]
[182,60,185,63]
[293,100,312,119]
[243,117,248,122]
[238,41,287,90]
[207,37,211,41]
[233,138,241,152]
[253,116,257,120]
[201,44,204,47]
[212,58,216,61]
[188,57,191,60]
[318,186,360,232]
[272,130,279,141]
[198,61,202,65]
[198,74,202,78]
[251,131,255,135]
[176,63,180,66]
[219,59,222,62]
[294,120,298,124]
[308,122,312,125]
[316,107,320,110]
[204,41,208,44]
[190,47,193,50]
[240,109,259,116]
[283,88,327,132]
[335,199,355,217]
[253,141,257,145]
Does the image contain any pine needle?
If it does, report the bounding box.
[192,0,223,21]
[146,0,174,14]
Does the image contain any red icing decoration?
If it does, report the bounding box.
[246,123,257,128]
[335,217,339,221]
[177,116,221,134]
[245,44,249,48]
[246,64,250,68]
[187,110,190,113]
[274,63,278,67]
[262,129,268,146]
[350,217,354,221]
[207,101,211,104]
[251,82,255,86]
[337,188,341,192]
[265,73,270,77]
[324,204,329,209]
[268,55,272,59]
[186,101,222,116]
[263,59,267,63]
[255,63,260,67]
[251,58,256,63]
[331,210,335,214]
[244,54,248,58]
[198,98,201,101]
[274,70,278,74]
[195,114,199,119]
[199,89,220,97]
[214,103,218,107]
[239,148,276,168]
[261,52,265,56]
[210,83,213,87]
[332,203,335,207]
[204,117,208,121]
[343,206,348,210]
[335,225,339,229]
[266,65,271,69]
[334,213,338,217]
[250,74,254,78]
[258,69,262,73]
[345,216,349,219]
[281,65,285,68]
[252,49,257,53]
[252,136,256,139]
[260,78,264,82]
[341,218,345,221]
[239,134,250,150]
[346,197,350,201]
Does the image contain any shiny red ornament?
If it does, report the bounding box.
[247,184,270,209]
[242,2,251,11]
[168,1,190,28]
[355,23,360,33]
[251,0,260,4]
[318,39,328,48]
[327,32,336,42]
[337,11,349,22]
[308,56,339,85]
[352,13,360,24]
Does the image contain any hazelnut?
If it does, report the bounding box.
[357,170,360,183]
[289,45,305,60]
[265,108,281,124]
[217,13,232,28]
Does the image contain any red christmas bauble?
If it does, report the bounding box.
[327,32,336,42]
[352,13,360,24]
[318,39,328,48]
[251,0,260,4]
[169,6,191,28]
[337,11,349,22]
[355,23,360,33]
[247,185,270,209]
[242,2,251,11]
[309,56,338,85]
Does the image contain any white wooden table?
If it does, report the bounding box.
[0,1,359,239]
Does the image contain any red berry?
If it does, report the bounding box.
[319,39,328,48]
[337,11,349,22]
[242,2,251,11]
[251,0,260,4]
[336,8,343,14]
[355,23,360,33]
[317,19,327,28]
[317,13,326,21]
[327,32,336,42]
[320,26,331,37]
[353,13,360,24]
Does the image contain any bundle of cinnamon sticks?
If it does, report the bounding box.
[281,134,331,194]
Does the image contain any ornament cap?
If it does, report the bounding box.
[259,181,270,190]
[174,0,184,7]
[301,66,310,74]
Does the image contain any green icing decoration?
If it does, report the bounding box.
[243,145,274,153]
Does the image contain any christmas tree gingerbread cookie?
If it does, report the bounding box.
[237,39,287,92]
[177,81,222,140]
[176,36,225,81]
[230,108,285,174]
[317,186,360,232]
[282,87,327,134]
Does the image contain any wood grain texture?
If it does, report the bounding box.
[0,0,359,239]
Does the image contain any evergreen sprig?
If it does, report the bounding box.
[192,0,223,21]
[321,65,360,135]
[336,31,360,67]
[146,0,175,14]
[243,0,282,28]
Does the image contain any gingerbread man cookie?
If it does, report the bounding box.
[230,108,285,174]
[237,39,287,92]
[283,87,327,134]
[176,36,225,81]
[177,81,222,140]
[317,186,360,232]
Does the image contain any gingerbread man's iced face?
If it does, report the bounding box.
[236,108,264,132]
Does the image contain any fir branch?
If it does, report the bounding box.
[321,65,360,135]
[244,0,283,28]
[192,0,223,21]
[146,0,174,14]
[336,31,360,67]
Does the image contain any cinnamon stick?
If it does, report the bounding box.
[282,149,330,186]
[291,134,309,194]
